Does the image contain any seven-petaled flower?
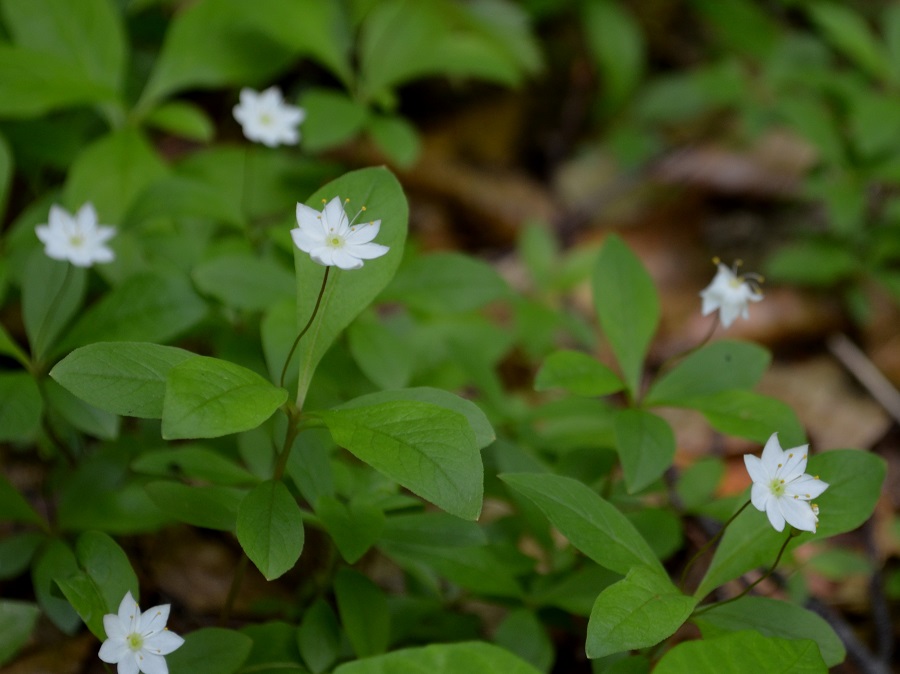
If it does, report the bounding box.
[98,591,184,674]
[233,86,305,147]
[292,196,390,270]
[744,433,829,533]
[35,203,116,267]
[699,260,763,328]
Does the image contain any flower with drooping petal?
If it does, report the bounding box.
[233,86,305,147]
[35,203,116,267]
[700,260,763,328]
[98,591,184,674]
[744,433,829,533]
[292,196,390,270]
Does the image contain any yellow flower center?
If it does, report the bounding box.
[769,478,786,497]
[127,632,144,651]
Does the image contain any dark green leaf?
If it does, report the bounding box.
[535,350,624,397]
[237,480,304,580]
[335,569,389,658]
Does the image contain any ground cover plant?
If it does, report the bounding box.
[0,1,898,673]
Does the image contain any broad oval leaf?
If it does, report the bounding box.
[586,567,696,659]
[237,480,304,581]
[680,390,806,447]
[333,641,542,674]
[334,569,389,659]
[592,235,659,398]
[613,409,675,493]
[293,167,407,408]
[654,630,827,674]
[500,473,664,577]
[645,340,770,405]
[51,342,195,419]
[535,350,624,397]
[162,357,287,439]
[166,627,253,674]
[317,400,482,520]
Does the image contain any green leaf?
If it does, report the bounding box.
[64,127,167,223]
[333,640,543,674]
[688,0,780,59]
[586,567,696,659]
[144,481,244,531]
[0,600,40,667]
[494,608,554,673]
[764,240,858,287]
[132,445,257,486]
[592,235,659,398]
[0,45,117,117]
[347,314,414,390]
[166,627,253,674]
[535,350,625,397]
[335,568,389,658]
[381,511,487,548]
[0,372,42,442]
[681,390,806,447]
[145,100,215,142]
[74,531,139,618]
[317,400,482,520]
[237,480,304,581]
[0,471,45,526]
[806,2,890,80]
[335,387,495,450]
[193,253,294,312]
[61,269,208,356]
[315,495,383,564]
[645,341,770,405]
[696,450,885,598]
[44,378,120,440]
[368,114,421,168]
[653,630,827,673]
[300,88,368,153]
[51,342,196,419]
[676,458,724,512]
[693,597,845,667]
[382,252,508,313]
[293,167,407,408]
[582,0,644,110]
[297,599,342,674]
[613,409,675,493]
[0,319,29,367]
[0,132,12,221]
[628,508,682,561]
[500,473,664,576]
[162,357,287,440]
[32,539,81,633]
[22,253,86,362]
[0,532,45,580]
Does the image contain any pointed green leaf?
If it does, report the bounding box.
[294,167,407,407]
[654,630,827,674]
[51,342,196,419]
[500,473,664,576]
[0,472,45,527]
[614,409,675,493]
[166,627,253,674]
[162,357,287,439]
[32,540,81,633]
[536,349,625,397]
[237,480,304,580]
[317,400,482,520]
[0,372,42,441]
[44,378,120,440]
[645,340,770,405]
[144,101,215,142]
[592,235,659,397]
[22,253,86,362]
[0,600,40,667]
[298,600,342,674]
[693,597,844,667]
[333,641,543,674]
[315,495,383,564]
[586,567,696,659]
[335,568,389,658]
[75,531,139,618]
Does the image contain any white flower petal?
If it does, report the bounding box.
[760,434,784,469]
[146,629,185,655]
[346,241,389,260]
[778,446,809,479]
[99,637,129,663]
[346,220,381,244]
[330,248,364,270]
[779,497,818,532]
[290,227,323,253]
[750,482,770,512]
[743,454,769,484]
[118,592,140,631]
[765,503,786,532]
[104,613,128,640]
[118,653,141,674]
[784,474,829,500]
[322,197,348,232]
[138,604,170,636]
[139,651,170,674]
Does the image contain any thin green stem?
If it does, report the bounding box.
[273,410,301,482]
[279,266,331,390]
[658,315,719,375]
[693,526,798,616]
[680,499,751,591]
[219,553,249,626]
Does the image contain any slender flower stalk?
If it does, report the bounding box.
[279,266,331,390]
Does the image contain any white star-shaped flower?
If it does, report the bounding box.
[292,196,390,270]
[233,86,305,147]
[744,433,829,533]
[699,261,763,328]
[98,592,184,674]
[35,203,116,267]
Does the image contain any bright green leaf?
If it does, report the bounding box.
[316,495,383,564]
[237,480,304,580]
[654,630,827,673]
[193,253,294,312]
[166,627,253,674]
[162,356,287,439]
[613,409,675,493]
[301,88,368,153]
[132,445,257,486]
[368,114,421,168]
[806,2,890,80]
[22,252,86,362]
[43,378,120,440]
[592,235,659,398]
[582,0,644,110]
[681,390,806,447]
[535,350,624,397]
[145,100,215,142]
[334,640,543,674]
